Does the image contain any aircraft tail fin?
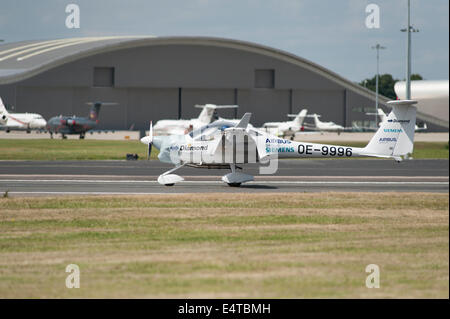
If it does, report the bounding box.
[362,100,417,160]
[0,97,8,114]
[378,108,387,124]
[195,104,239,124]
[88,102,101,121]
[235,113,251,129]
[312,114,321,126]
[287,109,308,126]
[0,97,8,124]
[86,102,117,121]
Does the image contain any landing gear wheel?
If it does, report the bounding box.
[165,183,175,186]
[79,134,85,139]
[62,134,67,139]
[227,183,241,187]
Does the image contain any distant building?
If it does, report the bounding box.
[0,36,446,131]
[395,80,449,129]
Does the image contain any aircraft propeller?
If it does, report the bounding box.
[140,121,153,160]
[148,121,153,159]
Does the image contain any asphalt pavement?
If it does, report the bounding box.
[0,159,447,195]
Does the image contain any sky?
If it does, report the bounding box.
[0,0,448,82]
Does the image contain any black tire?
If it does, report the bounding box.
[79,135,85,139]
[165,183,175,186]
[227,183,241,187]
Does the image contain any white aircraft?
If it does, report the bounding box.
[140,100,418,187]
[0,97,47,132]
[153,104,238,135]
[261,109,308,139]
[377,108,427,131]
[307,113,345,132]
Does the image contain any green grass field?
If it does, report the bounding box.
[0,139,447,160]
[0,139,158,160]
[0,193,448,298]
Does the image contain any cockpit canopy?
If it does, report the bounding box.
[188,120,236,141]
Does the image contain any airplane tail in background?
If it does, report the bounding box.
[378,108,387,124]
[287,109,308,126]
[88,102,102,121]
[195,104,239,124]
[0,97,8,114]
[86,102,117,121]
[312,114,322,127]
[0,97,9,124]
[362,100,417,159]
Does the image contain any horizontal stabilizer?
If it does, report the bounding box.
[86,102,118,106]
[194,104,239,109]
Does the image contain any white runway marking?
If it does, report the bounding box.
[0,179,447,185]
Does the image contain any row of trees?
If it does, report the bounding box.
[358,74,423,99]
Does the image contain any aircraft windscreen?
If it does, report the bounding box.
[189,120,235,140]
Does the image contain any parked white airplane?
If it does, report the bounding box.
[153,104,238,135]
[0,97,47,132]
[140,100,418,187]
[377,108,427,131]
[261,109,308,139]
[308,113,345,132]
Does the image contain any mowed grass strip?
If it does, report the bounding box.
[0,193,448,298]
[0,139,447,160]
[0,139,158,160]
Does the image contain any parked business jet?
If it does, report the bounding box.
[0,97,47,133]
[261,109,308,139]
[153,104,238,135]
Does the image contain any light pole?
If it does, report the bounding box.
[401,0,419,99]
[371,43,386,127]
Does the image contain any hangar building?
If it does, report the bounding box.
[0,36,446,132]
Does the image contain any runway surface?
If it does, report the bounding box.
[0,159,447,195]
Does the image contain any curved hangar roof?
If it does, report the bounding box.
[1,36,443,128]
[0,36,382,100]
